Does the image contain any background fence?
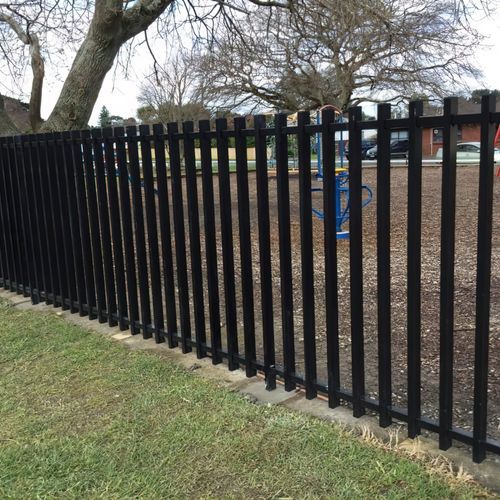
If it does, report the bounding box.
[0,95,498,463]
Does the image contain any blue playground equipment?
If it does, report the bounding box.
[312,106,373,239]
[311,168,372,239]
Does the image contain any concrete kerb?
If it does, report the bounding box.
[1,289,499,492]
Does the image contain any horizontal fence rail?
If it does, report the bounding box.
[0,95,498,462]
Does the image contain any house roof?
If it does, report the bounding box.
[0,94,30,136]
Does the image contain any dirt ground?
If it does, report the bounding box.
[162,164,499,440]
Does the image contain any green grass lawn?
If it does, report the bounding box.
[0,298,486,498]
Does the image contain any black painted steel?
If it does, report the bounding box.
[473,95,496,463]
[234,116,257,378]
[102,127,128,329]
[255,114,276,390]
[439,97,458,450]
[19,135,40,304]
[199,119,222,363]
[127,125,152,338]
[139,124,164,343]
[114,127,139,334]
[407,100,424,438]
[35,134,54,303]
[152,123,178,347]
[348,107,365,417]
[73,130,97,319]
[167,122,192,353]
[376,103,392,427]
[53,131,73,309]
[91,128,118,327]
[82,129,107,322]
[298,110,318,399]
[61,131,84,314]
[276,113,296,391]
[183,121,206,358]
[216,118,239,370]
[322,108,341,408]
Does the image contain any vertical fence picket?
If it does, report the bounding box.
[33,135,53,303]
[153,123,178,347]
[472,94,496,463]
[22,135,43,303]
[45,134,71,309]
[298,111,317,399]
[82,129,107,322]
[63,131,85,315]
[11,136,31,297]
[439,97,458,450]
[114,127,139,334]
[72,130,97,319]
[0,137,17,292]
[103,127,128,330]
[183,121,206,358]
[139,124,164,343]
[234,116,257,377]
[275,113,296,391]
[5,136,21,293]
[255,114,276,390]
[199,120,222,363]
[348,106,365,417]
[92,128,117,327]
[216,118,239,370]
[322,108,340,407]
[127,125,152,338]
[167,122,192,353]
[0,138,11,289]
[407,100,424,437]
[376,103,392,427]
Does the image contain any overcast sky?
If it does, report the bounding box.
[32,8,500,126]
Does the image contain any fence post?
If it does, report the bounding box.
[298,110,317,399]
[322,107,340,408]
[376,103,392,427]
[348,106,365,417]
[407,100,424,438]
[472,94,496,463]
[439,96,458,450]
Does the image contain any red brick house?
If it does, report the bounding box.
[422,97,500,156]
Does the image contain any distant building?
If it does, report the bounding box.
[0,94,30,136]
[422,97,500,156]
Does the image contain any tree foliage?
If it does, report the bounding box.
[196,0,488,112]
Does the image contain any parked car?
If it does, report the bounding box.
[365,139,409,160]
[435,142,500,163]
[344,139,377,160]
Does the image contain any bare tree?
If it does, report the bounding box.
[0,0,288,133]
[138,43,211,124]
[196,0,492,112]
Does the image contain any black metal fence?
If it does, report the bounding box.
[0,95,498,463]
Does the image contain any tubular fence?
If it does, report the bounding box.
[0,95,498,463]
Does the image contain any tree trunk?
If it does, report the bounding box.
[41,13,124,131]
[41,0,174,132]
